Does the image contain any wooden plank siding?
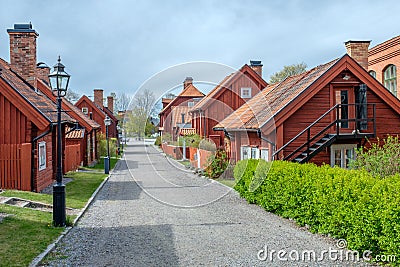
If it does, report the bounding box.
[195,71,265,145]
[0,143,31,190]
[282,86,331,162]
[65,144,81,173]
[0,92,29,144]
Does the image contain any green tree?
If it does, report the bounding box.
[125,89,156,140]
[269,62,307,84]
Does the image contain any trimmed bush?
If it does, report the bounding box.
[234,160,400,265]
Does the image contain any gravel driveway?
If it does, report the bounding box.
[41,140,375,267]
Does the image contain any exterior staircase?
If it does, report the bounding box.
[273,103,376,163]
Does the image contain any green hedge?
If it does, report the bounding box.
[234,160,400,265]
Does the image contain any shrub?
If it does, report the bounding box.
[184,134,201,148]
[205,149,229,178]
[350,135,400,178]
[154,136,162,146]
[97,133,117,158]
[233,160,400,265]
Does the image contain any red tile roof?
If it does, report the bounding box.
[36,79,100,131]
[215,58,339,130]
[0,58,74,124]
[160,83,204,114]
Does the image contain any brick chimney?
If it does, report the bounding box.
[7,23,39,88]
[36,62,50,85]
[183,77,193,89]
[345,40,371,70]
[250,60,263,77]
[93,89,104,109]
[107,96,114,113]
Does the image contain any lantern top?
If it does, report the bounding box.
[48,56,70,97]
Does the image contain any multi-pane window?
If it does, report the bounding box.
[240,87,252,98]
[384,65,397,96]
[330,144,356,169]
[369,70,376,78]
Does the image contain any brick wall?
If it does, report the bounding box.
[368,36,400,99]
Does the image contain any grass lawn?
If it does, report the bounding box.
[0,159,111,266]
[1,172,107,209]
[87,156,119,171]
[0,205,65,267]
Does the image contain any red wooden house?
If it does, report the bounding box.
[0,23,77,192]
[215,42,400,167]
[159,77,205,139]
[37,80,101,167]
[75,89,119,139]
[190,61,267,147]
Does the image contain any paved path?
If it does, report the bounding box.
[43,141,374,266]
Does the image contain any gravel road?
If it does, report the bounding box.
[41,140,375,267]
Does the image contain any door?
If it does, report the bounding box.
[334,88,355,132]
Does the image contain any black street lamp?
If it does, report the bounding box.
[48,56,70,227]
[104,115,111,174]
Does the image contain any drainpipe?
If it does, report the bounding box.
[257,129,276,158]
[202,110,206,138]
[31,124,54,192]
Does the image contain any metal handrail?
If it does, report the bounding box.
[273,103,376,161]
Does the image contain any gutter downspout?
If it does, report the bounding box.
[31,124,54,192]
[257,129,276,159]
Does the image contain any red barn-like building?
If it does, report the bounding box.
[216,43,400,167]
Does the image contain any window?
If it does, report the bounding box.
[330,144,357,169]
[260,149,269,161]
[369,70,376,78]
[251,147,260,159]
[82,107,88,115]
[240,146,251,160]
[240,87,252,98]
[188,101,195,107]
[181,113,185,124]
[384,65,397,96]
[38,142,46,171]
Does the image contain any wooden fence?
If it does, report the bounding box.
[65,144,81,173]
[0,143,31,191]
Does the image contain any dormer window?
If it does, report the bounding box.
[241,87,252,98]
[82,107,88,115]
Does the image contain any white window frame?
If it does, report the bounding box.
[188,101,195,107]
[240,87,252,99]
[241,146,251,160]
[251,147,260,159]
[330,144,357,168]
[82,107,88,115]
[260,148,269,161]
[38,142,46,171]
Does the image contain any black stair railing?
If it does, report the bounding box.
[273,103,376,162]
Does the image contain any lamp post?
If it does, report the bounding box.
[104,115,111,174]
[48,56,70,227]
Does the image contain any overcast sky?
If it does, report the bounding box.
[1,0,399,98]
